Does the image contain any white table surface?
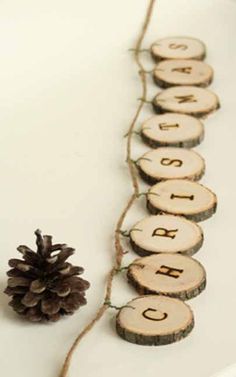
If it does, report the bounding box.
[0,1,236,376]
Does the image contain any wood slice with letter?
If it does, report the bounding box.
[128,253,206,300]
[137,147,205,184]
[152,86,219,117]
[147,179,217,222]
[141,113,204,148]
[116,295,194,345]
[130,215,203,256]
[151,36,206,62]
[153,59,213,88]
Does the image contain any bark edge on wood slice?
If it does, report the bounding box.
[141,113,204,149]
[127,253,206,300]
[137,147,205,184]
[153,59,213,88]
[147,179,217,222]
[130,215,203,256]
[116,295,194,346]
[152,86,220,118]
[150,36,206,62]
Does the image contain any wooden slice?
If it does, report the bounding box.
[130,215,203,256]
[153,86,219,117]
[141,113,204,148]
[116,295,194,345]
[128,254,206,300]
[151,37,206,62]
[147,179,217,222]
[153,59,213,88]
[138,147,205,184]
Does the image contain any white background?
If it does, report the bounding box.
[0,1,235,376]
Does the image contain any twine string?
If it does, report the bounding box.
[138,97,153,104]
[128,48,150,53]
[104,301,135,311]
[59,1,156,376]
[123,130,141,138]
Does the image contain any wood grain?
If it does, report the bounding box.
[116,295,194,345]
[137,147,205,184]
[128,253,206,300]
[147,179,217,222]
[151,36,206,62]
[141,113,204,148]
[152,86,220,117]
[153,59,213,88]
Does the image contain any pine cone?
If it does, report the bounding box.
[4,230,90,322]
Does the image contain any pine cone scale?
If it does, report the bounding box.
[30,279,46,294]
[61,292,87,312]
[5,286,28,295]
[22,291,42,307]
[41,296,61,315]
[9,296,26,313]
[8,277,31,288]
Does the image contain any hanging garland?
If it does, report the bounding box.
[59,0,219,374]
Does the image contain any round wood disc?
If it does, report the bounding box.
[138,147,205,184]
[116,295,194,345]
[153,86,219,117]
[141,113,204,148]
[130,214,203,256]
[147,179,217,222]
[128,253,206,300]
[153,59,213,88]
[151,37,206,62]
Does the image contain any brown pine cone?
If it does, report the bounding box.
[4,230,90,322]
